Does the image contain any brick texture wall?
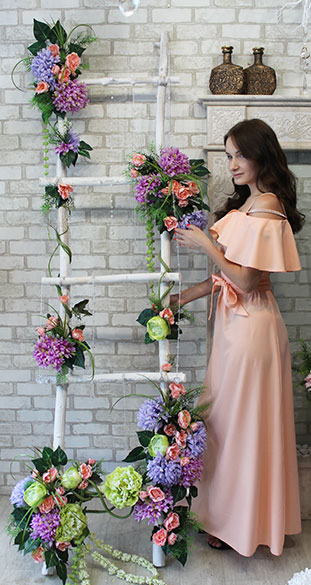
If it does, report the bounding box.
[0,0,310,493]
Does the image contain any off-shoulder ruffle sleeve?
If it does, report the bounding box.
[210,210,301,272]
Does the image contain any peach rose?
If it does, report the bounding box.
[166,444,180,461]
[39,495,55,514]
[178,410,191,429]
[79,463,92,479]
[37,327,46,336]
[32,546,44,563]
[190,422,199,432]
[186,181,200,195]
[176,187,192,201]
[49,44,60,57]
[160,185,170,196]
[139,490,149,500]
[175,430,187,448]
[55,493,67,507]
[163,511,180,532]
[56,486,65,495]
[78,479,88,490]
[161,362,172,372]
[35,81,49,94]
[88,458,96,466]
[169,382,186,399]
[164,423,176,437]
[42,467,58,483]
[46,316,58,330]
[168,532,177,545]
[58,66,70,83]
[58,295,69,304]
[131,153,146,166]
[72,328,85,342]
[159,308,174,325]
[152,528,167,547]
[171,180,181,194]
[130,168,139,178]
[56,541,71,551]
[147,485,165,503]
[180,456,190,467]
[52,64,60,76]
[32,469,39,478]
[65,52,81,73]
[163,216,178,232]
[57,183,73,201]
[177,198,189,208]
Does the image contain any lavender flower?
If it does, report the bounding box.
[30,508,60,545]
[135,174,162,204]
[147,453,182,488]
[186,422,207,458]
[133,491,174,525]
[55,129,80,155]
[158,147,191,177]
[30,48,59,90]
[53,80,89,113]
[179,457,204,488]
[137,398,169,432]
[178,210,208,231]
[10,477,33,507]
[33,335,76,372]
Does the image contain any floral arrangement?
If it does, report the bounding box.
[287,568,311,585]
[127,146,209,272]
[33,297,94,383]
[293,340,311,401]
[118,380,208,565]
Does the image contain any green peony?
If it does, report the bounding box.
[23,481,47,508]
[147,316,170,341]
[99,466,142,509]
[148,434,169,457]
[55,503,88,544]
[61,466,81,490]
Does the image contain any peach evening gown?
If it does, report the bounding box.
[192,200,302,557]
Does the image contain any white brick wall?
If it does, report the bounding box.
[0,0,310,493]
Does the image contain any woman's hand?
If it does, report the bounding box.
[174,225,210,250]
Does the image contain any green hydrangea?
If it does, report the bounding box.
[100,466,142,509]
[147,316,170,341]
[55,503,88,544]
[61,466,81,490]
[148,434,169,457]
[23,481,47,508]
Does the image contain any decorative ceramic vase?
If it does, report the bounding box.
[209,46,245,95]
[244,47,276,95]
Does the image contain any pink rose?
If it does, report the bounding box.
[32,546,44,563]
[58,295,69,304]
[169,382,186,399]
[56,486,65,495]
[46,316,58,330]
[79,463,92,479]
[305,372,311,389]
[65,52,81,73]
[55,493,67,507]
[163,512,180,532]
[176,187,192,201]
[180,456,190,467]
[166,444,180,461]
[178,410,191,429]
[175,430,187,448]
[161,362,172,372]
[168,532,177,545]
[37,327,46,336]
[49,44,60,57]
[130,168,139,178]
[35,81,49,94]
[190,422,199,432]
[52,64,60,76]
[164,423,176,437]
[152,528,167,547]
[39,495,55,514]
[177,198,189,208]
[131,153,146,166]
[32,469,39,478]
[163,216,178,232]
[159,308,174,325]
[58,66,71,83]
[57,183,73,201]
[139,490,149,500]
[147,486,165,503]
[186,181,200,195]
[171,180,181,194]
[72,328,85,342]
[56,541,71,551]
[88,458,96,466]
[160,185,170,196]
[78,479,88,490]
[42,467,58,483]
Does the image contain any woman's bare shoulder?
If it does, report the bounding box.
[254,192,283,212]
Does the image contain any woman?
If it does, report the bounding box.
[173,119,304,556]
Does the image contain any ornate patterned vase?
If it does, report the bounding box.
[244,47,276,95]
[209,46,245,95]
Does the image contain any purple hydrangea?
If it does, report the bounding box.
[30,48,59,90]
[55,129,80,155]
[53,80,89,113]
[30,508,60,545]
[133,491,174,525]
[186,422,207,458]
[33,335,76,372]
[179,457,204,488]
[158,147,191,177]
[10,477,33,507]
[147,453,182,488]
[135,174,162,204]
[178,210,208,231]
[137,398,169,432]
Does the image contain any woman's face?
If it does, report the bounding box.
[225,136,259,192]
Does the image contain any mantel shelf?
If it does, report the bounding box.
[198,94,311,107]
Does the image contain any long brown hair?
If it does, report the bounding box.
[214,119,305,233]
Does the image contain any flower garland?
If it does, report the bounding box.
[287,567,311,585]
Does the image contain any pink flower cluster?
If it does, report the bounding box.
[161,180,199,209]
[159,307,174,326]
[153,511,180,546]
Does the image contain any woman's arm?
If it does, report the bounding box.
[174,226,263,293]
[170,276,214,307]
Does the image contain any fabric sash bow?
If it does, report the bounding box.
[208,274,248,320]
